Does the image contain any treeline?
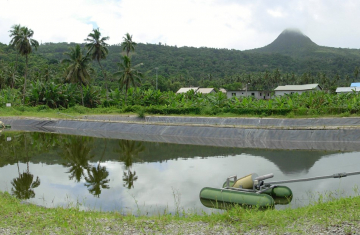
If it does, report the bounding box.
[1,24,360,116]
[2,32,360,94]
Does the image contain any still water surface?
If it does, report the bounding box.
[0,131,359,215]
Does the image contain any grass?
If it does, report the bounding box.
[0,191,359,234]
[1,106,359,120]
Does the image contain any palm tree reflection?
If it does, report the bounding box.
[115,140,145,169]
[10,133,41,200]
[85,139,110,197]
[85,164,110,197]
[61,136,94,182]
[11,172,40,200]
[122,170,138,189]
[114,140,145,189]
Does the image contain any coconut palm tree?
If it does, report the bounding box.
[113,56,143,103]
[8,24,21,70]
[121,33,136,57]
[61,44,93,106]
[9,25,39,104]
[85,28,110,92]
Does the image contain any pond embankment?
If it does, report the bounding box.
[2,115,360,151]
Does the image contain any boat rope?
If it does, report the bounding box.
[265,171,360,185]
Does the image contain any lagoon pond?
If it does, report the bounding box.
[1,131,360,215]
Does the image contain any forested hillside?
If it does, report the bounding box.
[1,28,360,94]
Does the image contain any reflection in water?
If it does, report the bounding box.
[8,133,41,199]
[11,172,40,200]
[114,140,145,169]
[85,139,110,197]
[2,131,360,215]
[114,140,145,189]
[61,136,94,182]
[85,165,110,197]
[123,170,138,189]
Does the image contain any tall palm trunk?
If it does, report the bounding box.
[98,61,108,97]
[12,54,19,89]
[80,85,84,106]
[23,55,28,104]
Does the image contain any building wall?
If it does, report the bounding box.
[274,87,321,96]
[227,90,271,99]
[275,90,306,96]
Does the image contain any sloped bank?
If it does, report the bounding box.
[1,116,360,151]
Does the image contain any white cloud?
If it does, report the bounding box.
[1,0,360,50]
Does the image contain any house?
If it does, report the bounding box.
[197,88,216,94]
[350,83,360,87]
[335,87,360,93]
[219,88,227,94]
[176,87,199,94]
[274,84,322,96]
[227,90,271,99]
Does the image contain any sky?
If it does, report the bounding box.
[1,0,360,50]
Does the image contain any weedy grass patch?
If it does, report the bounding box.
[1,191,360,234]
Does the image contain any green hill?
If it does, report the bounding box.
[250,28,360,59]
[1,28,360,91]
[250,28,318,56]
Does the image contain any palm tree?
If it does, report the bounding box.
[8,24,21,70]
[113,56,143,103]
[9,25,39,104]
[121,33,136,57]
[85,28,110,92]
[61,44,93,106]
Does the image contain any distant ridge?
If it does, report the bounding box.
[249,28,319,56]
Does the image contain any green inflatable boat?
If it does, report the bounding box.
[199,173,293,209]
[200,170,360,209]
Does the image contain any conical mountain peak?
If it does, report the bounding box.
[250,28,318,56]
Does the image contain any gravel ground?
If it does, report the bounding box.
[1,220,360,234]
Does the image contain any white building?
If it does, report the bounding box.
[274,84,322,96]
[227,90,271,99]
[197,88,216,94]
[219,88,227,94]
[350,83,360,87]
[176,87,199,94]
[336,87,360,93]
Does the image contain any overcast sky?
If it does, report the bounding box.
[1,0,360,50]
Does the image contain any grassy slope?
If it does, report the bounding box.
[0,191,359,234]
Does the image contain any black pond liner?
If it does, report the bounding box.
[1,116,360,151]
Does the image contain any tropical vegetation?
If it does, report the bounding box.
[1,25,360,116]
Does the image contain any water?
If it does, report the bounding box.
[0,131,359,215]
